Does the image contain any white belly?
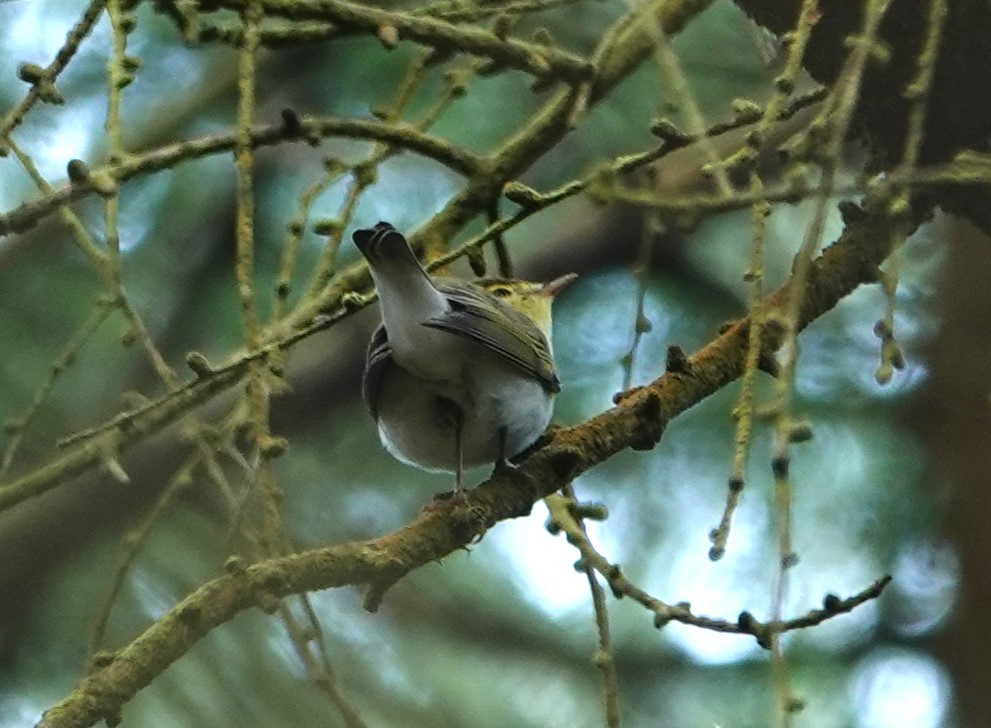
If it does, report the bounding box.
[374,356,554,472]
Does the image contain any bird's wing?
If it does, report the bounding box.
[363,324,393,419]
[423,281,560,393]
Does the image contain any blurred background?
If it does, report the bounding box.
[0,1,986,727]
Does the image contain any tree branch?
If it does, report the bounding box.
[35,192,917,728]
[0,0,718,513]
[0,114,481,237]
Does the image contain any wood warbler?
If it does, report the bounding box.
[353,222,575,491]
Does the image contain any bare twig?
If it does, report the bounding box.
[549,486,621,727]
[546,493,890,645]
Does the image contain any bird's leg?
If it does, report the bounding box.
[454,415,464,494]
[437,397,465,498]
[492,426,519,476]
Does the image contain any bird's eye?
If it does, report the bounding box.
[490,287,512,298]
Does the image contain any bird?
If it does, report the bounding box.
[352,221,575,493]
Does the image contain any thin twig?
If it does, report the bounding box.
[549,487,621,727]
[0,298,113,479]
[709,0,820,563]
[619,208,658,392]
[278,601,369,728]
[546,493,890,643]
[767,3,896,723]
[0,115,482,238]
[0,0,108,143]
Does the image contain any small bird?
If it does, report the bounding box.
[352,222,575,492]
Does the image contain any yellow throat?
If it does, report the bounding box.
[476,276,576,340]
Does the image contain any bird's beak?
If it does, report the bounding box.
[541,272,579,297]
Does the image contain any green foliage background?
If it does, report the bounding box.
[0,2,969,727]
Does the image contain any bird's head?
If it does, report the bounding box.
[478,273,578,337]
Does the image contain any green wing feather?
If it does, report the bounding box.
[424,281,560,393]
[363,281,560,419]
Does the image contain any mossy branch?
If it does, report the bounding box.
[36,191,917,728]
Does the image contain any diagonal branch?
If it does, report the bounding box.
[35,194,918,728]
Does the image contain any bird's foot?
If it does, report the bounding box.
[430,487,469,507]
[423,487,490,544]
[492,456,520,477]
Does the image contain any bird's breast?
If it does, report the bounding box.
[374,356,553,472]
